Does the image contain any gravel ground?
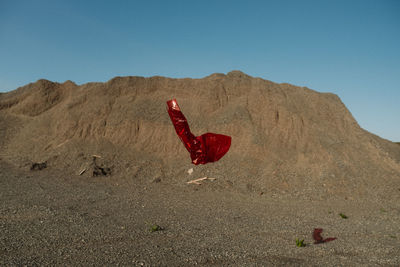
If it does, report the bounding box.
[1,160,400,266]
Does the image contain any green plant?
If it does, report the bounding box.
[339,213,348,219]
[296,238,306,247]
[149,224,163,232]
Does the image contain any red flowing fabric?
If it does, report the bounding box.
[166,99,231,165]
[313,228,337,244]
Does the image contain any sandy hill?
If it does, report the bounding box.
[1,71,399,199]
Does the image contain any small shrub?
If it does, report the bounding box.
[149,224,163,232]
[339,213,348,219]
[296,238,306,247]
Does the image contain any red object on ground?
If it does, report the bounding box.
[313,228,337,244]
[166,99,231,165]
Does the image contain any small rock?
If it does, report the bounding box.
[30,162,47,171]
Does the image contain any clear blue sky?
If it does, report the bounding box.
[1,0,399,141]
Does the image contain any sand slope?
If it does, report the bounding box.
[0,71,399,199]
[2,71,400,265]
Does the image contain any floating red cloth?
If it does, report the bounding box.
[313,228,337,244]
[166,99,231,165]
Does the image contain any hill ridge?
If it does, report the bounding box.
[0,71,399,199]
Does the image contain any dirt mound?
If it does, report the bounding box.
[1,71,399,199]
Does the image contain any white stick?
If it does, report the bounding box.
[79,168,87,175]
[186,177,216,185]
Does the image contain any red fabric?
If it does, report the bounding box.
[313,228,337,244]
[166,99,231,165]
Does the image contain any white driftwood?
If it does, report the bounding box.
[186,176,216,185]
[79,168,87,175]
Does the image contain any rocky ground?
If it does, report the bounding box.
[1,160,399,266]
[1,72,400,265]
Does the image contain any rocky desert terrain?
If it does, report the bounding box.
[1,71,399,265]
